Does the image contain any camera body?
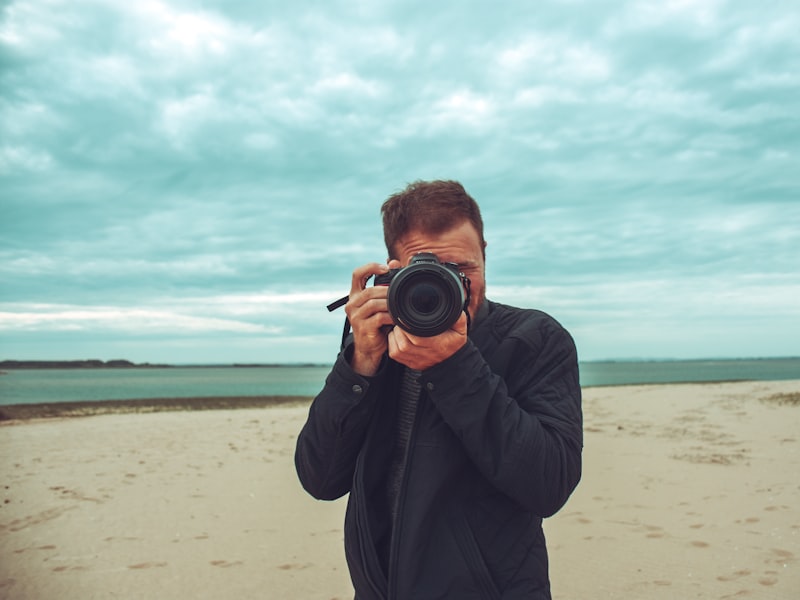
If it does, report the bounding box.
[374,252,470,337]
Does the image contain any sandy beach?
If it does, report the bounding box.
[1,380,798,599]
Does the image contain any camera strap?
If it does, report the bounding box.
[462,276,472,333]
[327,295,349,312]
[326,295,352,350]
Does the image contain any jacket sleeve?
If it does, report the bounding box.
[421,316,582,517]
[294,346,385,501]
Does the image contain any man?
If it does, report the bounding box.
[295,180,582,599]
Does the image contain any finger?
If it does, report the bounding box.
[388,327,425,369]
[350,263,389,295]
[452,312,469,335]
[387,327,400,356]
[345,294,388,323]
[390,325,418,351]
[345,287,388,316]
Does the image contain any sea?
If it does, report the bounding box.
[1,358,799,406]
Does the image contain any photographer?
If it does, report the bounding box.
[295,180,582,599]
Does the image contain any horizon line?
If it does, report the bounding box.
[2,355,800,368]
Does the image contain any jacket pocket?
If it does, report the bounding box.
[451,512,502,600]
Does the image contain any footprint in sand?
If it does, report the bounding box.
[210,560,243,568]
[52,565,89,573]
[767,548,794,567]
[6,507,75,532]
[127,562,168,569]
[717,568,751,582]
[644,525,665,539]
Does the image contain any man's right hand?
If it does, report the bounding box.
[344,262,396,376]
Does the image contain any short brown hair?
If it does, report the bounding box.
[381,180,485,259]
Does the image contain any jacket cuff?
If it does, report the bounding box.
[419,340,491,408]
[326,342,388,401]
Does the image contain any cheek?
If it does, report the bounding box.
[468,274,485,294]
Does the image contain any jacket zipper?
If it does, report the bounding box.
[354,419,390,600]
[386,385,424,599]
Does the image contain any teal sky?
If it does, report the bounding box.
[1,0,798,364]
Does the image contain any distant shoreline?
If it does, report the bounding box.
[0,360,329,370]
[0,395,314,421]
[2,357,798,371]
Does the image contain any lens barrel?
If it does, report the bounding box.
[385,253,467,337]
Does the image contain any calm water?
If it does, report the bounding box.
[0,366,333,406]
[1,359,798,406]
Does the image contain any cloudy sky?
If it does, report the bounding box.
[1,0,798,364]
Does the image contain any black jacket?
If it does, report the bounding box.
[295,300,582,599]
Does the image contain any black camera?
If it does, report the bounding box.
[374,252,470,337]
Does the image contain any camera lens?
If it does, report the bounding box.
[386,260,467,337]
[409,283,440,315]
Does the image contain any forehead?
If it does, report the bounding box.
[394,221,484,264]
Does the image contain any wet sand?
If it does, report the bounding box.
[2,380,798,598]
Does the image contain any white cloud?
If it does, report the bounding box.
[511,86,580,109]
[311,72,384,98]
[0,304,279,334]
[496,34,612,82]
[598,74,707,118]
[607,0,725,34]
[84,55,147,98]
[158,89,220,148]
[0,101,63,138]
[134,0,234,58]
[0,145,54,174]
[0,0,64,51]
[431,90,495,128]
[492,273,800,360]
